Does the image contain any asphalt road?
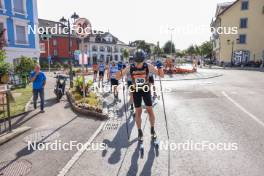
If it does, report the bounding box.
[1,69,264,176]
[66,69,264,176]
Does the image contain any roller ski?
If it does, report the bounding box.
[151,130,159,149]
[138,129,144,158]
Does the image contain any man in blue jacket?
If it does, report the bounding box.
[30,64,46,113]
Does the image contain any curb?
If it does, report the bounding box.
[0,126,31,145]
[155,74,223,82]
[66,91,108,120]
[25,96,33,112]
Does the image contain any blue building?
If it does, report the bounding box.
[0,0,39,63]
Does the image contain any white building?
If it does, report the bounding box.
[82,32,134,65]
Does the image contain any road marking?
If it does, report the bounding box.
[57,122,106,176]
[222,91,264,128]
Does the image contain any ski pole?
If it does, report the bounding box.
[158,68,171,176]
[158,69,170,139]
[121,69,130,141]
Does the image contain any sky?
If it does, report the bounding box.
[38,0,230,50]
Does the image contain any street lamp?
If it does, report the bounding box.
[168,27,175,57]
[59,12,79,88]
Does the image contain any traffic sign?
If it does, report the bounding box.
[73,18,92,38]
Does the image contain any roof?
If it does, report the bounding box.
[215,1,234,17]
[217,0,240,17]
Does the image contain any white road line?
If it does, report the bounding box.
[57,122,106,176]
[222,91,264,128]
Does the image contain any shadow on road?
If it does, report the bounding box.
[0,115,78,173]
[102,115,136,164]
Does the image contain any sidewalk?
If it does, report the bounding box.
[0,75,102,176]
[203,65,264,72]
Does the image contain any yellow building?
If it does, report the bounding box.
[211,0,264,65]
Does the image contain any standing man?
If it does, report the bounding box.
[30,64,46,113]
[116,49,164,142]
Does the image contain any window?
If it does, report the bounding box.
[92,45,98,51]
[240,18,248,28]
[54,49,58,56]
[239,34,247,44]
[241,1,248,10]
[114,46,118,53]
[53,39,57,46]
[100,46,105,52]
[107,46,111,52]
[114,55,118,61]
[15,25,27,44]
[0,0,6,13]
[40,43,45,54]
[13,0,23,13]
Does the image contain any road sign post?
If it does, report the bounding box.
[73,18,92,98]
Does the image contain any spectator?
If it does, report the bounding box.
[30,64,46,113]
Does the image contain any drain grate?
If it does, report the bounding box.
[0,159,32,176]
[23,129,60,143]
[103,119,121,130]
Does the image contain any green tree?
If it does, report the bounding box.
[163,41,175,54]
[0,50,10,82]
[199,41,213,57]
[122,49,129,61]
[186,45,196,55]
[15,56,37,74]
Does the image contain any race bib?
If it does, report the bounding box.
[134,75,146,86]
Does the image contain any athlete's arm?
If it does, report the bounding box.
[116,66,130,80]
[148,64,164,78]
[107,66,110,80]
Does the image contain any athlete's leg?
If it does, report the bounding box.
[133,91,143,138]
[135,107,143,129]
[146,106,155,128]
[143,89,156,135]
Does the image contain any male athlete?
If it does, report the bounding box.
[92,62,98,82]
[108,61,119,99]
[98,60,106,87]
[116,49,164,142]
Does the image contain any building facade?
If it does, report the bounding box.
[38,19,79,65]
[82,32,133,65]
[0,0,40,63]
[211,0,264,65]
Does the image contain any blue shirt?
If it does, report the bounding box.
[30,71,46,89]
[110,65,119,79]
[99,64,105,72]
